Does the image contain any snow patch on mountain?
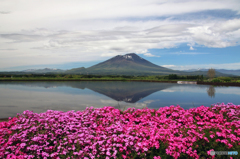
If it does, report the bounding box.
[122,55,133,60]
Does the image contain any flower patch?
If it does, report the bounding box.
[0,103,239,159]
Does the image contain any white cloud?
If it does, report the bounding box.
[100,53,121,57]
[189,46,194,50]
[0,11,11,14]
[187,43,195,50]
[187,19,240,48]
[143,53,160,57]
[163,62,240,70]
[0,0,240,69]
[162,65,176,68]
[212,18,240,33]
[170,52,208,55]
[161,89,175,92]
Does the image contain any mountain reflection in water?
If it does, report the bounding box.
[1,81,240,119]
[1,81,175,103]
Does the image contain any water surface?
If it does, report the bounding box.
[0,81,239,118]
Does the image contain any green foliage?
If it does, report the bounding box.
[211,78,223,83]
[0,74,234,84]
[146,142,173,159]
[167,74,204,81]
[64,75,71,78]
[217,77,232,82]
[168,74,178,79]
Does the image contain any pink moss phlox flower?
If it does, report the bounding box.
[0,104,240,158]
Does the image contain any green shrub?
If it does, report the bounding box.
[211,78,223,83]
[220,77,231,82]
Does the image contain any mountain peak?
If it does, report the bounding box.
[121,54,134,60]
[118,53,143,60]
[125,53,137,56]
[85,52,173,75]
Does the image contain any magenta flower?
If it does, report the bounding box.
[0,103,239,159]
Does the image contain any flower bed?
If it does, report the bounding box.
[0,103,240,159]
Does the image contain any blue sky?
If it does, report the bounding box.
[0,0,240,71]
[147,44,240,70]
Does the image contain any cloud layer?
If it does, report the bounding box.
[162,62,240,70]
[0,0,240,69]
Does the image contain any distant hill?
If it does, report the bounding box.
[22,68,64,73]
[64,67,87,74]
[217,69,240,76]
[183,69,240,76]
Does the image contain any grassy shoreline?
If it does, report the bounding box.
[0,78,177,82]
[1,78,240,87]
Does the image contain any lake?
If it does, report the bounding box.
[0,81,240,119]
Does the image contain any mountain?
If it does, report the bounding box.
[2,53,232,76]
[213,69,240,76]
[183,68,240,76]
[67,53,183,75]
[183,68,205,72]
[22,68,64,73]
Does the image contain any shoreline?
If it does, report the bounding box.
[197,81,240,86]
[0,79,240,86]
